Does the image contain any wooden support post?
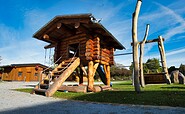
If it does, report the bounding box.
[139,24,150,88]
[106,65,111,86]
[93,63,99,75]
[80,64,87,76]
[132,0,142,93]
[79,68,83,85]
[158,36,171,84]
[103,65,110,86]
[88,61,94,91]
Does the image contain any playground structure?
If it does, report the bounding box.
[132,0,171,92]
[32,14,124,97]
[141,37,171,85]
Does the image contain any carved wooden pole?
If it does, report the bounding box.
[132,0,142,92]
[139,24,150,88]
[158,36,171,84]
[106,65,111,86]
[88,61,94,91]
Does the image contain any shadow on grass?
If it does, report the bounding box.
[70,90,185,107]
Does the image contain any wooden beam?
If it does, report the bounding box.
[131,38,165,46]
[58,85,87,93]
[42,34,57,43]
[57,24,76,36]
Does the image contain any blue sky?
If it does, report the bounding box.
[0,0,185,68]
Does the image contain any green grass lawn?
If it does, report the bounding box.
[16,81,185,107]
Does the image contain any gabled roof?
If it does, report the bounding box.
[33,13,125,50]
[0,63,48,69]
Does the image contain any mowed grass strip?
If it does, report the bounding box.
[15,81,185,107]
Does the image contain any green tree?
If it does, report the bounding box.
[110,63,131,80]
[145,58,161,73]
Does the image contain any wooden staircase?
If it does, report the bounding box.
[32,57,80,97]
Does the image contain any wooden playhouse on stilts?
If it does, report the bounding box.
[32,14,124,97]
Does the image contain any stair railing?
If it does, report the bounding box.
[54,44,79,73]
[37,54,64,89]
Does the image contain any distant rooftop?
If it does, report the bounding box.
[0,63,48,68]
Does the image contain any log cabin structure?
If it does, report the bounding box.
[32,14,125,97]
[0,63,48,82]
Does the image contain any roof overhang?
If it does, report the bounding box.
[33,13,125,50]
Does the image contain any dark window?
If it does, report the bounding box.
[34,73,38,76]
[68,43,79,58]
[18,72,22,77]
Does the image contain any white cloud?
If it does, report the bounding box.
[166,48,185,57]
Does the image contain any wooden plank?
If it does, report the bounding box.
[131,38,165,46]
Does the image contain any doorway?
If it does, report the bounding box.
[68,43,79,58]
[25,72,31,82]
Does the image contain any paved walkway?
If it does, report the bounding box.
[0,81,185,114]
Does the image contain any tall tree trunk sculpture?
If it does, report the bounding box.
[132,0,142,93]
[158,36,171,84]
[139,24,150,88]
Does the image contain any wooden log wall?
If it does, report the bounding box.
[85,37,114,65]
[54,34,87,64]
[54,34,115,66]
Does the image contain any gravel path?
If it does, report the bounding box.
[0,81,185,114]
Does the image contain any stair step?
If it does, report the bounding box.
[62,63,72,67]
[52,75,59,78]
[64,57,76,63]
[34,89,47,96]
[53,71,64,75]
[57,67,67,71]
[40,84,49,89]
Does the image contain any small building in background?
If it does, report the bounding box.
[0,63,48,82]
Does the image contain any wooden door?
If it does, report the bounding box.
[26,72,31,82]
